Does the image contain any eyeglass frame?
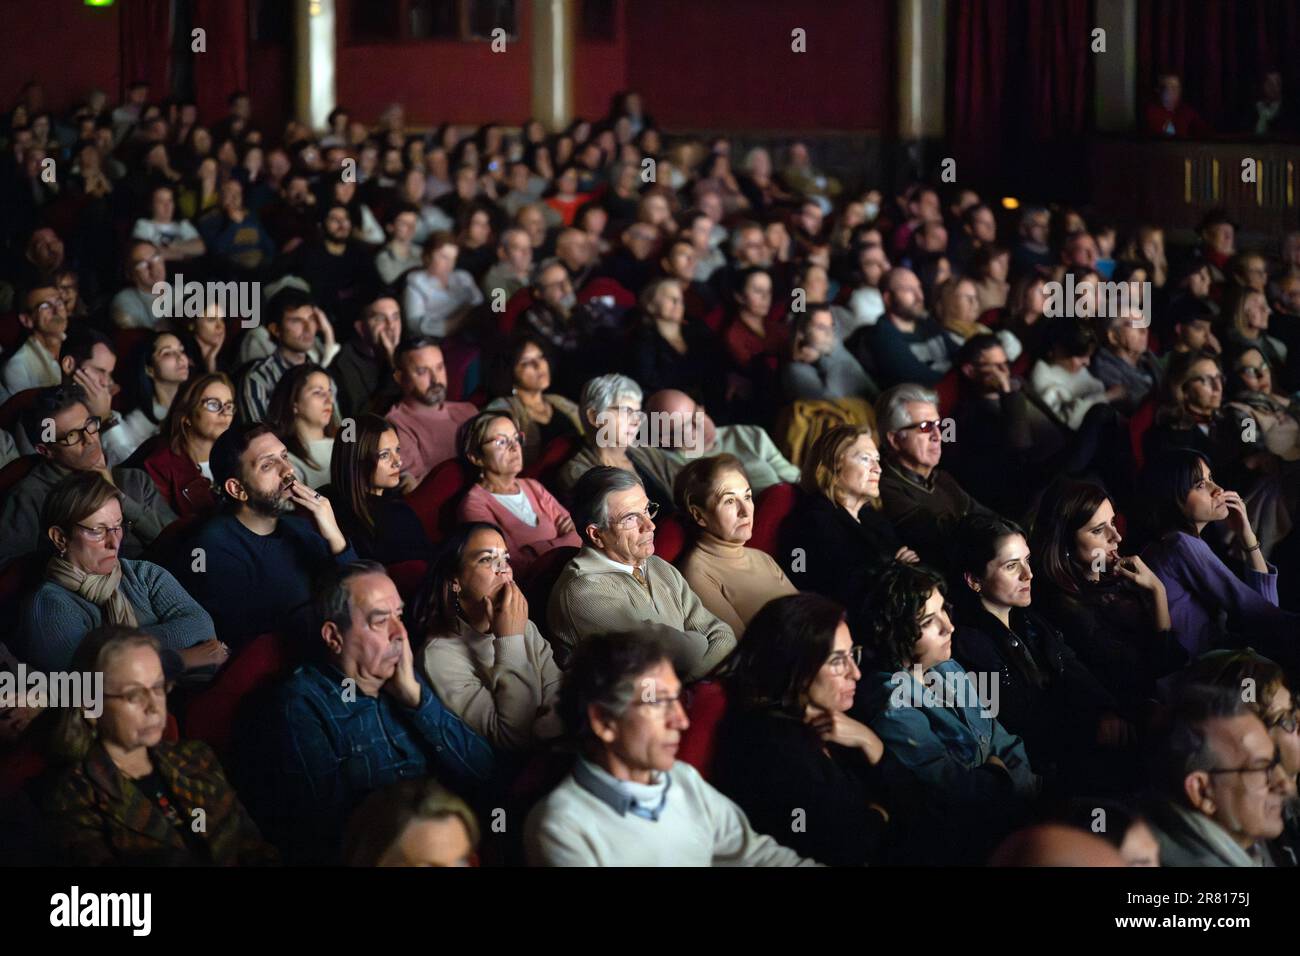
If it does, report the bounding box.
[479,432,525,453]
[632,687,693,716]
[103,679,174,709]
[199,398,237,415]
[610,501,659,531]
[50,415,102,447]
[1205,749,1286,788]
[75,519,134,542]
[826,645,864,675]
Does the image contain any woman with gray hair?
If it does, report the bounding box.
[556,372,682,514]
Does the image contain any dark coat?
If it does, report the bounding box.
[780,489,901,616]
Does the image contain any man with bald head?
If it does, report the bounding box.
[852,267,955,388]
[989,824,1126,867]
[647,389,798,493]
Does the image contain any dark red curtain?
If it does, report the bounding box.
[120,0,174,101]
[1138,0,1300,132]
[192,0,250,124]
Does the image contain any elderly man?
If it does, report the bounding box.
[239,561,494,864]
[525,630,815,866]
[1090,307,1163,415]
[3,281,68,394]
[854,268,955,388]
[876,383,993,569]
[646,389,799,494]
[780,303,878,403]
[385,337,478,486]
[547,467,736,680]
[1145,685,1288,866]
[480,226,533,303]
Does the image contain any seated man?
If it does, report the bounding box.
[646,389,799,494]
[239,561,494,864]
[1145,684,1287,866]
[109,241,167,331]
[854,267,956,388]
[1089,306,1163,416]
[57,326,141,467]
[524,630,815,866]
[329,290,403,419]
[238,289,340,423]
[780,302,878,402]
[546,466,736,680]
[168,423,356,649]
[876,383,993,569]
[0,385,175,568]
[480,226,534,304]
[3,282,67,395]
[385,337,478,486]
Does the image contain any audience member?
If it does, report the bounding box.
[385,337,479,486]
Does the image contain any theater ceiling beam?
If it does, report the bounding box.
[1094,0,1137,132]
[897,0,945,140]
[295,0,337,132]
[531,0,575,132]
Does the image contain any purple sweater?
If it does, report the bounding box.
[1141,531,1296,658]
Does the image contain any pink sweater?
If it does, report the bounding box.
[385,398,479,484]
[458,478,582,576]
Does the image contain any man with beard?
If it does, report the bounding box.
[385,337,478,486]
[289,202,376,325]
[169,423,356,650]
[781,302,877,402]
[854,267,955,388]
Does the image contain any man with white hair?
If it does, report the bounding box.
[547,466,736,680]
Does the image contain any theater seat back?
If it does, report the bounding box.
[521,433,581,485]
[751,482,797,558]
[385,559,429,602]
[653,513,688,565]
[1129,397,1157,470]
[184,632,295,758]
[935,368,961,417]
[406,458,476,543]
[677,680,728,780]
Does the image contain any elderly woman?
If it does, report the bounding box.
[415,523,563,752]
[675,454,796,634]
[712,593,889,866]
[265,363,339,489]
[326,414,431,564]
[856,562,1038,864]
[483,334,583,466]
[20,472,226,676]
[457,412,581,577]
[556,373,681,512]
[628,277,725,403]
[781,425,916,614]
[44,625,276,865]
[403,231,484,339]
[141,371,236,519]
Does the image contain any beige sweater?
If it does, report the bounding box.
[546,547,737,680]
[678,533,797,635]
[419,616,564,751]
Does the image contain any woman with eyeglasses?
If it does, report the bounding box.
[951,513,1131,795]
[1227,346,1300,461]
[142,372,236,519]
[457,412,580,578]
[557,373,681,514]
[1181,648,1300,866]
[1139,448,1300,662]
[856,562,1038,864]
[782,425,917,615]
[44,624,276,866]
[712,593,889,866]
[482,334,583,467]
[265,363,339,490]
[414,523,562,751]
[21,472,227,676]
[1027,478,1183,720]
[119,332,192,460]
[324,413,430,565]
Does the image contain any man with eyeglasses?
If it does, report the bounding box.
[109,241,168,331]
[525,630,815,867]
[2,283,67,396]
[385,337,478,487]
[0,385,176,568]
[547,466,736,681]
[1146,684,1288,866]
[55,326,142,467]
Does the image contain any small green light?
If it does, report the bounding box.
[85,0,115,7]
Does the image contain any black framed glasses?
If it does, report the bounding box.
[634,688,693,716]
[52,416,102,447]
[1206,750,1286,788]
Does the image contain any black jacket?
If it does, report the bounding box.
[780,490,901,617]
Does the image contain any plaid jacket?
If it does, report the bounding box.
[45,739,278,866]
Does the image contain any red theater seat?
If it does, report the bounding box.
[1129,397,1157,471]
[653,513,688,565]
[0,388,40,435]
[751,482,797,558]
[406,458,476,543]
[385,559,429,602]
[935,368,960,417]
[521,433,581,485]
[499,288,535,336]
[184,632,295,758]
[677,680,728,780]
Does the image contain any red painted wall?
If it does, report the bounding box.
[0,0,121,111]
[574,1,628,122]
[625,0,890,130]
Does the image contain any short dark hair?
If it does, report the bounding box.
[956,332,1003,367]
[723,593,847,718]
[557,631,674,744]
[58,325,114,369]
[267,288,316,328]
[953,513,1027,581]
[864,562,947,671]
[571,466,644,545]
[1151,683,1251,801]
[210,422,275,495]
[314,559,389,633]
[1045,317,1096,358]
[22,384,89,447]
[395,335,442,367]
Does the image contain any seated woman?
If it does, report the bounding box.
[21,472,227,676]
[556,373,681,513]
[856,562,1038,864]
[1029,320,1118,430]
[1227,346,1300,462]
[141,372,235,519]
[781,425,917,614]
[628,278,726,405]
[935,275,1020,362]
[950,513,1129,794]
[44,625,276,865]
[1139,448,1299,662]
[456,412,581,577]
[265,362,339,489]
[403,231,485,339]
[415,523,563,751]
[119,332,192,460]
[675,454,795,634]
[1027,478,1183,720]
[1224,286,1288,375]
[343,778,479,867]
[326,413,431,564]
[180,302,233,375]
[483,334,582,467]
[712,592,889,866]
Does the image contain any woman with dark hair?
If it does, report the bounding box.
[415,523,562,751]
[265,363,339,489]
[628,277,726,404]
[1139,448,1299,660]
[325,414,430,564]
[343,778,479,867]
[180,301,233,374]
[543,165,590,227]
[121,332,192,456]
[483,334,583,466]
[44,625,276,866]
[141,372,235,518]
[454,204,496,281]
[950,513,1127,793]
[1027,478,1181,717]
[1029,320,1118,430]
[711,593,888,866]
[855,562,1038,864]
[1060,799,1161,866]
